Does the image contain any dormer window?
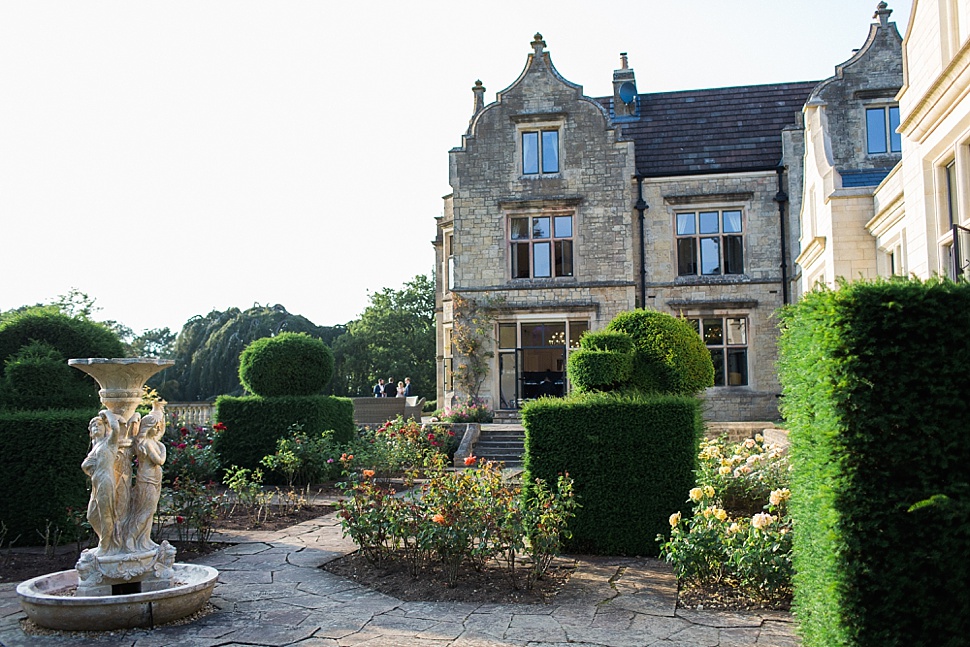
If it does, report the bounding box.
[522,130,559,174]
[866,105,901,154]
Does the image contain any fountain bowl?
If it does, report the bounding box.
[17,563,218,631]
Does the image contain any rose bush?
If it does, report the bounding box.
[337,458,577,588]
[658,434,793,605]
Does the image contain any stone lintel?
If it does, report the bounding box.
[665,299,760,311]
[498,196,584,210]
[510,111,568,124]
[663,192,754,206]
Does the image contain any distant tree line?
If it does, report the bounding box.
[0,278,437,403]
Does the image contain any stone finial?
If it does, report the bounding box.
[874,1,891,27]
[472,79,485,115]
[532,33,546,54]
[620,52,629,70]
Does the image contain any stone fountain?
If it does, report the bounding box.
[17,358,218,631]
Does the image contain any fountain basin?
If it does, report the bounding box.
[17,563,218,631]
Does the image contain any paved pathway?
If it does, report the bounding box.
[0,510,798,647]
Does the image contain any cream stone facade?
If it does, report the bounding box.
[436,7,908,423]
[801,0,970,292]
[870,0,970,281]
[796,3,905,293]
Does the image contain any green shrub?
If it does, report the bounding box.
[566,349,633,392]
[0,311,125,410]
[4,341,91,410]
[214,394,353,471]
[521,390,702,556]
[778,277,970,647]
[238,332,334,397]
[606,309,713,395]
[579,330,635,353]
[0,408,95,543]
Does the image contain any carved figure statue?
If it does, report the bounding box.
[81,411,124,554]
[127,401,167,552]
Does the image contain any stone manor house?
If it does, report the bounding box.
[434,1,963,422]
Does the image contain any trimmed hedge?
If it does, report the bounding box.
[779,278,970,647]
[3,341,91,410]
[606,309,713,395]
[566,349,633,392]
[214,394,354,470]
[579,330,634,354]
[238,332,334,397]
[521,391,702,556]
[0,408,95,543]
[0,311,125,411]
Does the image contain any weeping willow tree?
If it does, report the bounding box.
[159,304,345,401]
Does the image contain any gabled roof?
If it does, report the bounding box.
[599,81,818,177]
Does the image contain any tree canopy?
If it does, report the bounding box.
[157,304,345,402]
[331,274,435,399]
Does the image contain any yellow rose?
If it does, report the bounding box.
[689,487,703,502]
[669,512,681,528]
[769,488,791,506]
[751,513,774,530]
[718,466,732,475]
[714,508,727,522]
[702,485,715,498]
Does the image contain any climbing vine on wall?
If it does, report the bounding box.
[450,293,505,401]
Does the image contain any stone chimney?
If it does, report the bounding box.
[612,52,639,119]
[472,80,486,117]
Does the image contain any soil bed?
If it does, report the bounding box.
[322,550,576,604]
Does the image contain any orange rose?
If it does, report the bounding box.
[464,456,477,466]
[362,469,375,478]
[433,513,446,524]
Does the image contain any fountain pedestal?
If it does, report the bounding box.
[17,357,219,631]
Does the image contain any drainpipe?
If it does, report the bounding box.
[773,165,790,305]
[635,176,648,308]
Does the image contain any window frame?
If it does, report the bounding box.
[521,129,560,175]
[688,316,750,387]
[865,104,902,155]
[508,211,575,280]
[675,208,745,277]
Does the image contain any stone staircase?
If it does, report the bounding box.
[472,424,526,467]
[491,410,522,425]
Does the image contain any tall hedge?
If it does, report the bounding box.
[214,395,354,470]
[778,278,970,647]
[0,409,94,542]
[521,391,702,556]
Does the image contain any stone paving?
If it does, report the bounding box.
[0,510,799,647]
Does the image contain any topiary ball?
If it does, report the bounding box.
[238,332,334,397]
[606,309,714,395]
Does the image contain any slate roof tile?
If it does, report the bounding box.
[599,81,818,176]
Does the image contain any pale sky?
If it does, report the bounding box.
[0,1,912,334]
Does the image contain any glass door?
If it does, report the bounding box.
[498,352,519,410]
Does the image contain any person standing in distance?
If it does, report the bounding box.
[384,378,397,398]
[373,378,385,397]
